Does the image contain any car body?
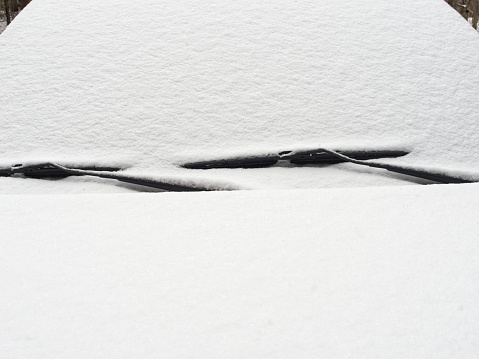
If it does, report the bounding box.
[1,0,479,357]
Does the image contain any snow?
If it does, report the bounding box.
[1,183,479,358]
[2,2,479,356]
[1,0,479,192]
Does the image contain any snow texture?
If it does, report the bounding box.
[1,184,479,358]
[1,0,479,192]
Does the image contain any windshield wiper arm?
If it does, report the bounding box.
[317,149,474,184]
[182,149,409,169]
[1,163,213,192]
[0,164,122,178]
[182,148,476,184]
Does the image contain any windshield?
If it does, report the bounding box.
[1,1,479,194]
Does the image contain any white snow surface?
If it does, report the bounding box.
[1,183,479,358]
[1,0,479,192]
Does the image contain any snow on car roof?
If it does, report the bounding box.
[1,0,479,192]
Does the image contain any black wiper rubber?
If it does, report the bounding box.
[286,149,409,164]
[0,163,213,192]
[182,148,476,184]
[6,164,122,178]
[182,156,280,169]
[317,149,475,184]
[182,149,409,169]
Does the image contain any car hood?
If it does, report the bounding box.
[1,183,479,358]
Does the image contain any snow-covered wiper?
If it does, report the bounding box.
[183,149,409,169]
[2,148,475,191]
[182,148,475,184]
[0,163,213,192]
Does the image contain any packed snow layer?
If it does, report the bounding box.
[1,183,479,358]
[1,0,479,191]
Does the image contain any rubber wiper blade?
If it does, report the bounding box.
[1,163,214,192]
[313,149,475,184]
[181,148,476,184]
[182,155,280,169]
[285,149,409,164]
[6,163,122,178]
[181,149,409,169]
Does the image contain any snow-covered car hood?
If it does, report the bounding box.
[2,184,479,358]
[1,0,479,191]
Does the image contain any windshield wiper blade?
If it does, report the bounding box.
[285,149,409,164]
[182,149,409,169]
[0,163,122,178]
[0,163,213,192]
[317,149,474,184]
[182,156,280,169]
[182,148,476,184]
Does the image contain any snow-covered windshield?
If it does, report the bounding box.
[1,0,479,193]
